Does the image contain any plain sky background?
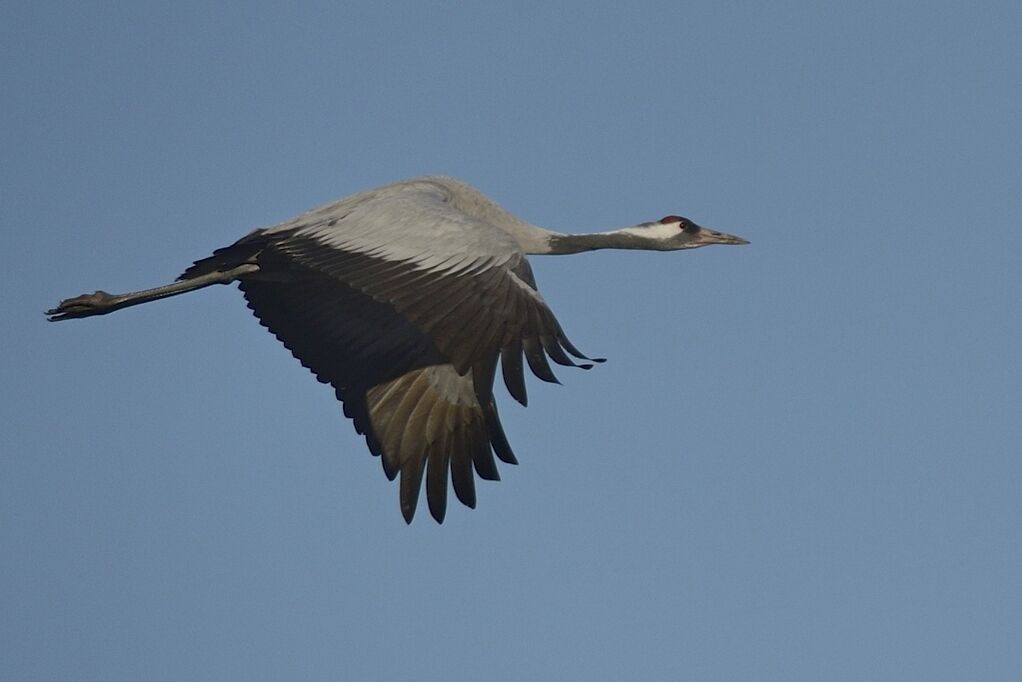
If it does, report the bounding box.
[3,1,1021,679]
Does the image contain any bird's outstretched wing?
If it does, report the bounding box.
[278,184,595,385]
[181,181,594,522]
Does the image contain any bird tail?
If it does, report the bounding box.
[178,228,277,280]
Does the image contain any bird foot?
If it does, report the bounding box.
[46,291,118,321]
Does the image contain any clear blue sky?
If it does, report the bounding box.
[4,1,1020,679]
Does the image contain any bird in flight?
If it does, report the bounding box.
[48,177,748,523]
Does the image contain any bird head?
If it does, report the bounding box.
[650,215,749,250]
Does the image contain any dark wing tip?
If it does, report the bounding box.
[382,457,400,481]
[428,499,447,524]
[500,344,528,407]
[473,452,501,480]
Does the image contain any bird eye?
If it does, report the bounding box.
[660,215,700,233]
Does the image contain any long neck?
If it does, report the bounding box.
[440,178,671,256]
[540,228,670,255]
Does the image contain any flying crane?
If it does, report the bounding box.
[48,177,748,523]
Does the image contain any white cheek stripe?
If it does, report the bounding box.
[617,223,679,240]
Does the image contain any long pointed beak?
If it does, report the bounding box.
[697,228,749,246]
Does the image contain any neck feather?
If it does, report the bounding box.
[543,228,671,255]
